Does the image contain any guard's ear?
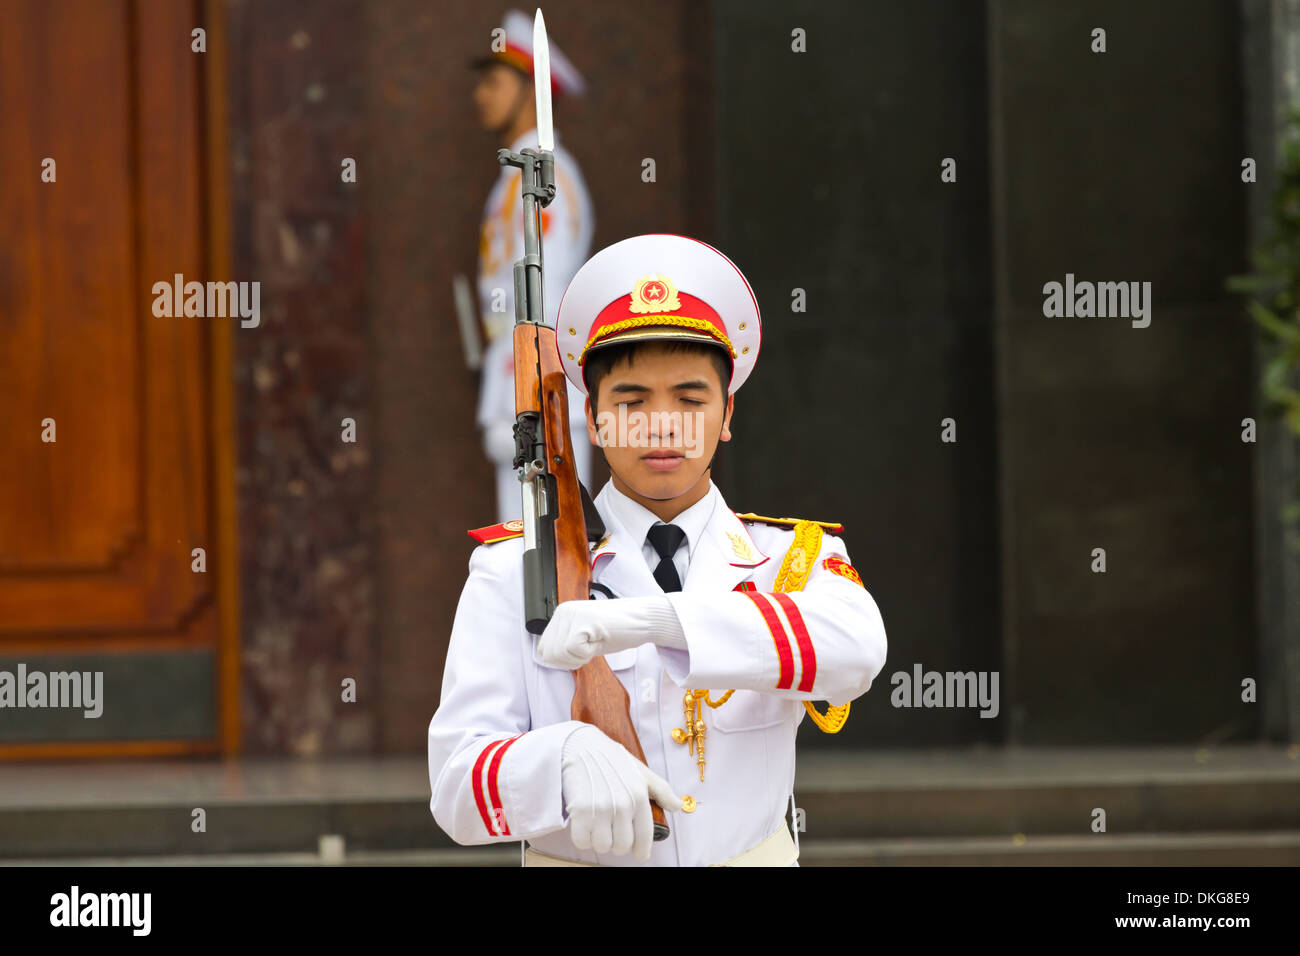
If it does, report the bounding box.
[585,396,602,447]
[719,393,735,443]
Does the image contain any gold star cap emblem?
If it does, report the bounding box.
[629,274,682,314]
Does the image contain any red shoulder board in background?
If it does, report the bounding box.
[822,555,864,587]
[467,519,525,545]
[735,513,844,534]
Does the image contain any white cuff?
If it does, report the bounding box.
[638,597,687,650]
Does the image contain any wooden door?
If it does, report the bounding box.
[0,0,239,758]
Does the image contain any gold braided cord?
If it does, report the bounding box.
[690,520,852,735]
[578,315,737,364]
[774,520,822,592]
[781,521,851,734]
[804,699,850,733]
[694,689,734,708]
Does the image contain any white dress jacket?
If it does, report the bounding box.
[427,481,888,866]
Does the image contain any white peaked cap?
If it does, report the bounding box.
[495,8,586,97]
[555,234,762,396]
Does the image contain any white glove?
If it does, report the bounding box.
[560,725,684,860]
[537,597,686,670]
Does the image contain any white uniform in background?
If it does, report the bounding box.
[476,128,594,522]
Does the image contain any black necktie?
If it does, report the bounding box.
[646,523,686,593]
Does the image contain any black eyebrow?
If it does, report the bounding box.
[607,380,713,393]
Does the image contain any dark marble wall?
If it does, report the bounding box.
[712,0,1001,748]
[989,0,1257,743]
[227,0,375,756]
[714,0,1257,747]
[225,0,709,754]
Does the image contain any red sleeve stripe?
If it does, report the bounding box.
[742,590,794,690]
[472,738,509,835]
[486,733,525,836]
[771,592,817,692]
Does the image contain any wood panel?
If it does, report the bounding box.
[0,0,238,756]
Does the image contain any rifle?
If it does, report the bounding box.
[499,9,669,842]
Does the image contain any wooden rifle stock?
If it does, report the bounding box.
[516,322,669,841]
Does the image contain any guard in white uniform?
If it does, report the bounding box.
[428,234,888,866]
[474,9,593,521]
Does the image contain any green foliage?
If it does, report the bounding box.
[1231,110,1300,539]
[1230,109,1300,436]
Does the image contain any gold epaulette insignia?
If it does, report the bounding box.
[735,513,844,534]
[467,519,525,545]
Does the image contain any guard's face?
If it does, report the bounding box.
[585,343,734,504]
[473,63,527,134]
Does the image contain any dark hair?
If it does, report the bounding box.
[583,339,732,411]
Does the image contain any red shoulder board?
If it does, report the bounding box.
[467,519,525,545]
[735,512,844,534]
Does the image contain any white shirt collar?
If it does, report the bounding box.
[603,479,719,562]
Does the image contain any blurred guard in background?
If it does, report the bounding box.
[473,9,594,521]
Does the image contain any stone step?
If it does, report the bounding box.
[6,831,1299,867]
[793,746,1300,839]
[0,746,1295,859]
[796,830,1300,866]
